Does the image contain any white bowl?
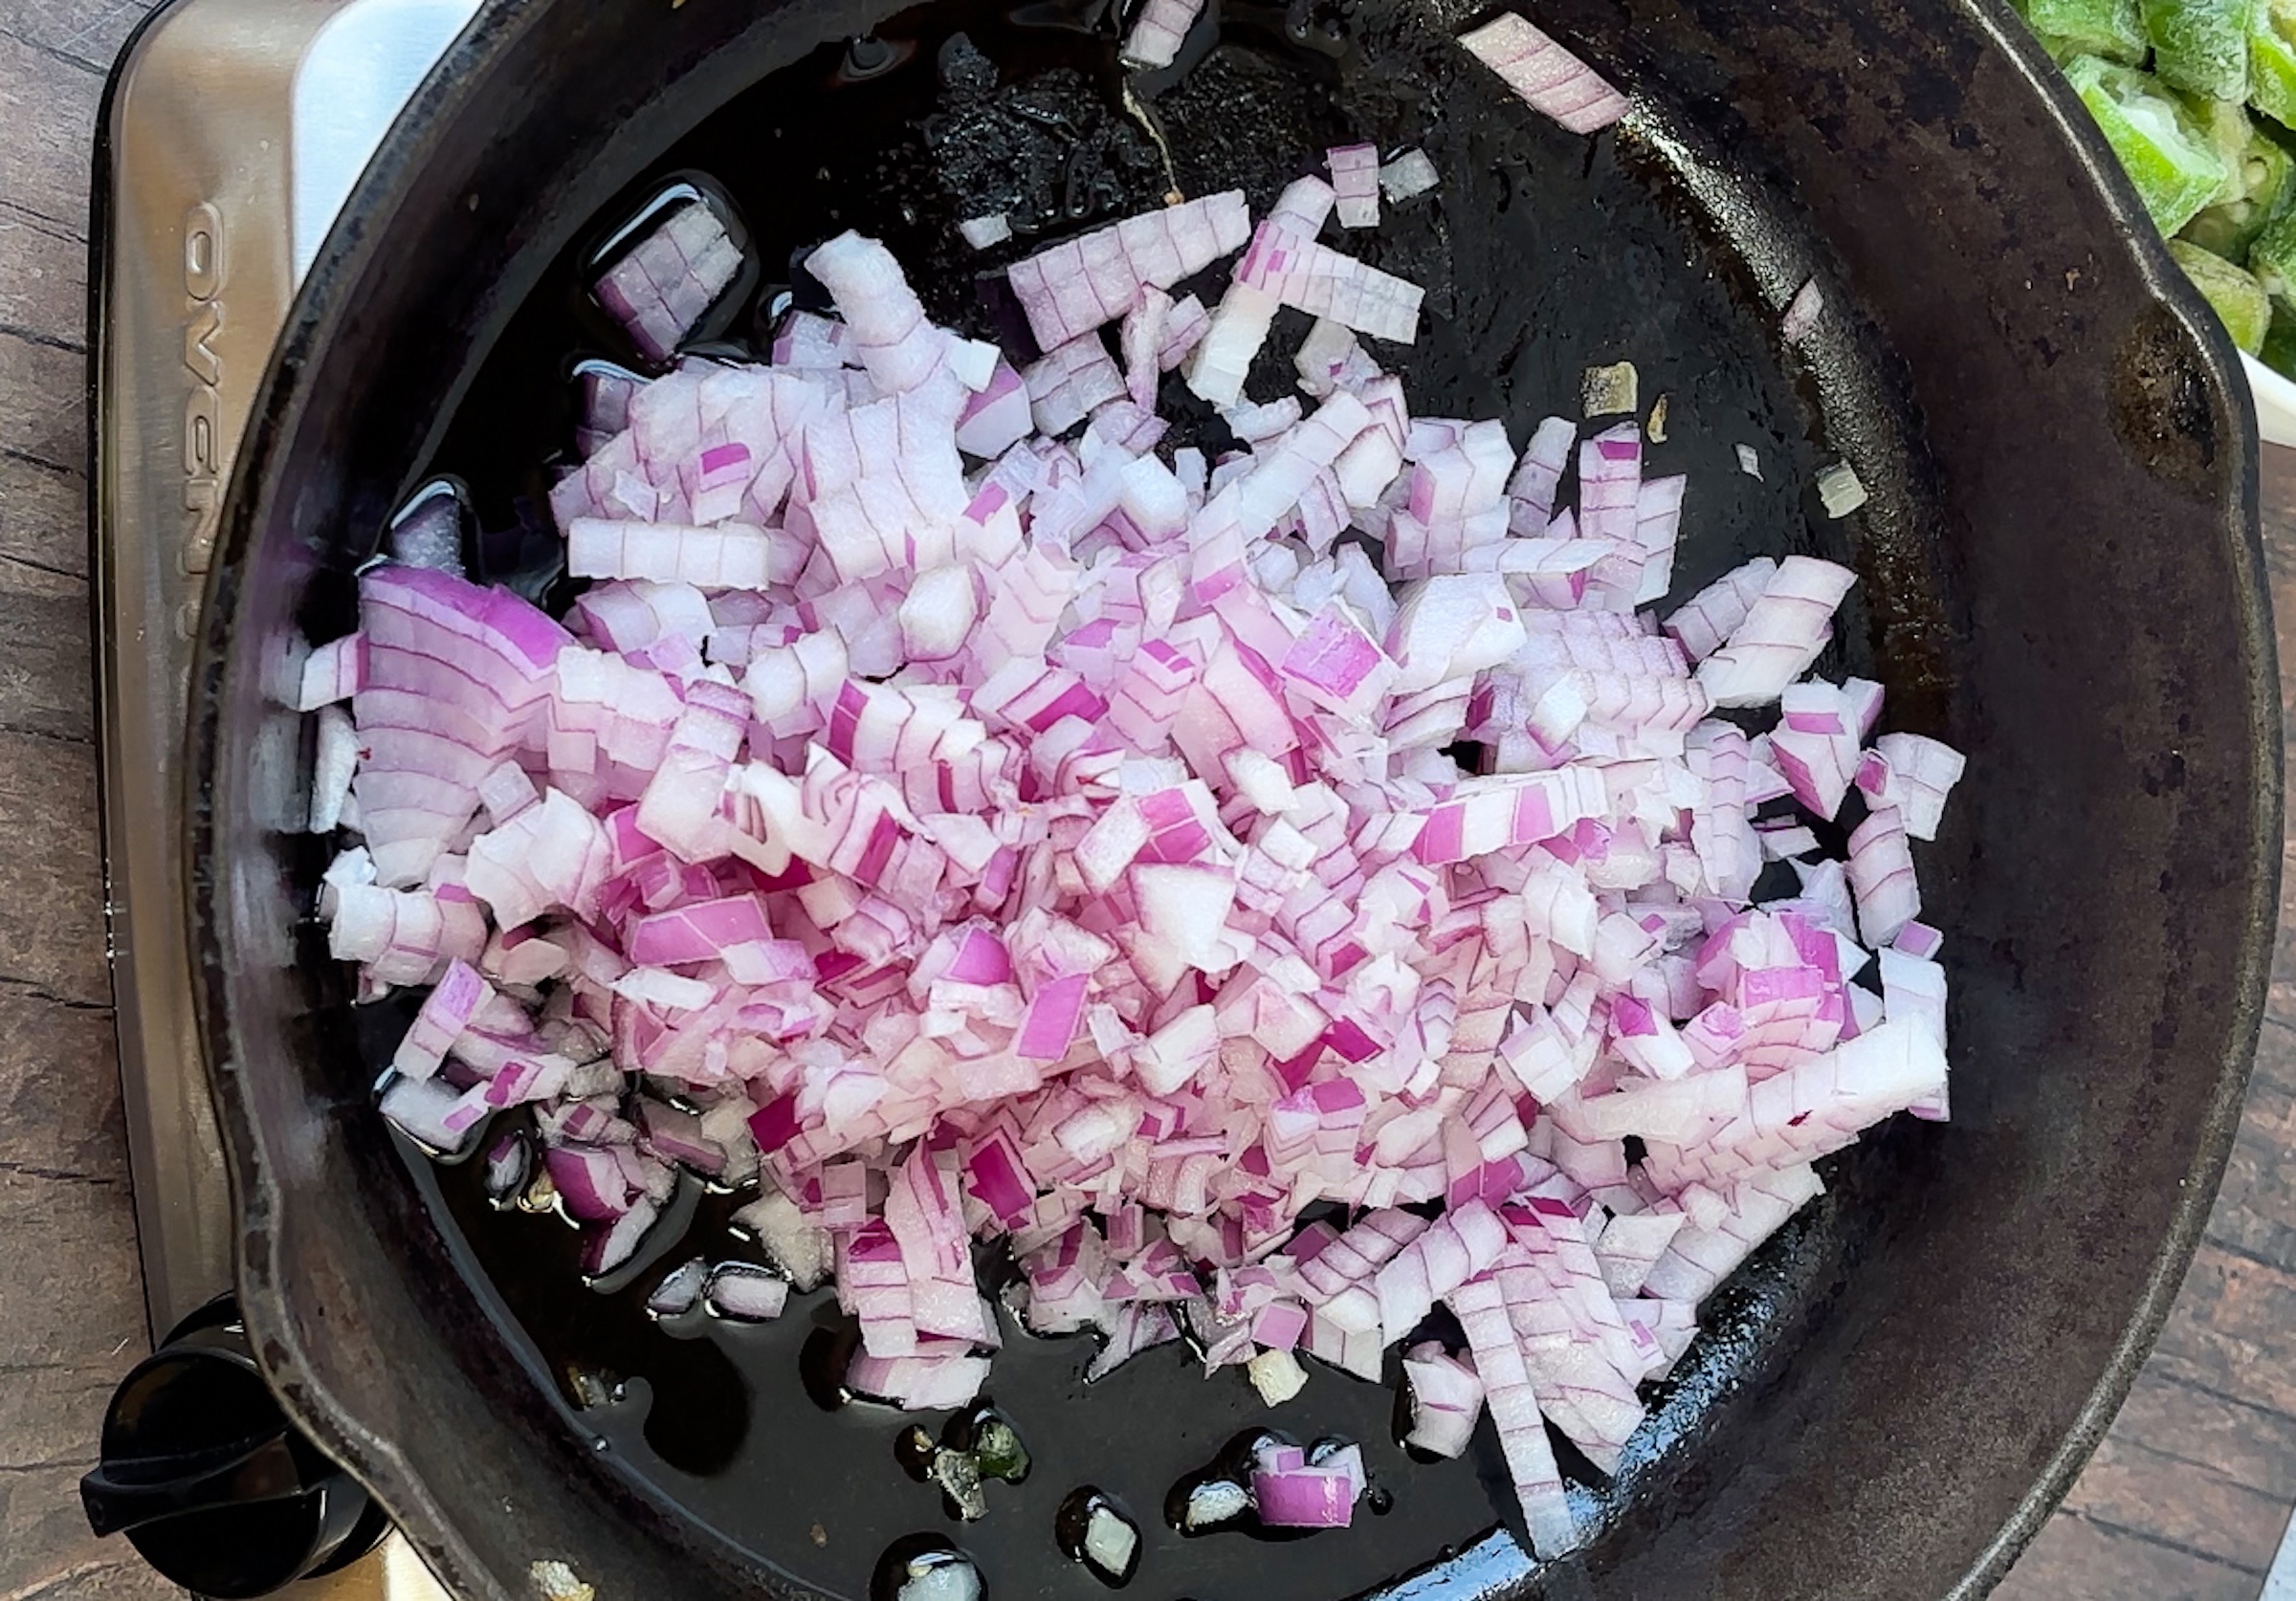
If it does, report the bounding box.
[2243,351,2296,449]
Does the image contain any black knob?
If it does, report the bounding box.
[81,1297,390,1597]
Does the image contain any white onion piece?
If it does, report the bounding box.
[959,213,1012,251]
[1379,148,1440,202]
[1817,461,1869,517]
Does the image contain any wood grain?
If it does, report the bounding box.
[0,10,169,1592]
[2,10,2295,1599]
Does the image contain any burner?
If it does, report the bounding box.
[92,0,475,1591]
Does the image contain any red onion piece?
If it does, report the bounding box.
[1120,0,1207,68]
[324,195,1970,1563]
[1458,13,1630,136]
[1780,278,1824,344]
[1326,143,1380,230]
[1006,191,1249,352]
[704,1261,790,1321]
[1250,1464,1358,1527]
[593,200,743,363]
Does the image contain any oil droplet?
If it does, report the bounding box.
[385,476,475,577]
[946,1402,1030,1483]
[1054,1487,1140,1587]
[895,1425,940,1481]
[645,1257,708,1320]
[565,1366,623,1409]
[871,1536,982,1601]
[800,1323,863,1412]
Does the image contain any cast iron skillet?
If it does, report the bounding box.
[186,0,2280,1594]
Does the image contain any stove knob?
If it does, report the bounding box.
[79,1297,390,1597]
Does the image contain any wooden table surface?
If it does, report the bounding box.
[8,5,2296,1597]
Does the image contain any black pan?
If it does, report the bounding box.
[183,0,2279,1595]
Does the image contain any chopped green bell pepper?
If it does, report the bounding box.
[2247,178,2296,298]
[2143,0,2259,100]
[2169,237,2273,347]
[2026,0,2152,61]
[2179,126,2292,253]
[2176,93,2259,201]
[2031,28,2094,62]
[2253,0,2296,126]
[2261,301,2296,372]
[2064,55,2234,233]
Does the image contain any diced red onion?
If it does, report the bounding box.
[1448,1277,1577,1556]
[1780,278,1824,344]
[1402,1341,1484,1458]
[1857,732,1966,841]
[593,199,744,363]
[1693,556,1857,708]
[1006,191,1249,352]
[1327,143,1381,229]
[1025,336,1128,437]
[1458,12,1631,135]
[848,1350,992,1409]
[297,634,364,712]
[704,1261,791,1321]
[1250,1463,1359,1527]
[1120,0,1207,68]
[1846,806,1922,947]
[806,230,960,397]
[1234,216,1424,344]
[648,1256,709,1318]
[310,707,359,833]
[583,1195,662,1277]
[333,197,1965,1559]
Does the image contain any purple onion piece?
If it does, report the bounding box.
[581,1195,661,1278]
[481,1129,532,1207]
[703,1261,791,1323]
[647,1257,710,1319]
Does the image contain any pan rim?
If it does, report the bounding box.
[168,0,2282,1593]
